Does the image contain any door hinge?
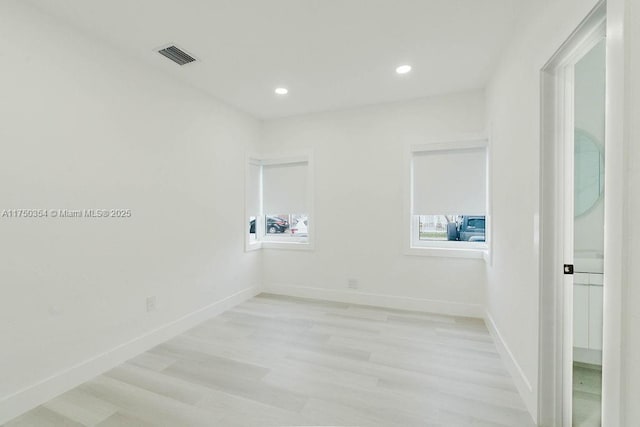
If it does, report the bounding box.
[564,264,574,275]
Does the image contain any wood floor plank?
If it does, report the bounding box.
[162,359,308,412]
[104,364,206,406]
[42,388,118,426]
[262,367,442,425]
[4,407,84,427]
[125,351,176,372]
[95,412,154,427]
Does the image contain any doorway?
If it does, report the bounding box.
[539,3,607,426]
[572,37,606,426]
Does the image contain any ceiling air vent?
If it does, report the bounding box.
[158,45,196,66]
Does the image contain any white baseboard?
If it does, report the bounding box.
[484,310,537,424]
[263,283,483,318]
[0,285,260,425]
[574,347,602,366]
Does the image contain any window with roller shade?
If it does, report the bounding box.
[245,155,311,248]
[410,140,488,250]
[262,160,309,242]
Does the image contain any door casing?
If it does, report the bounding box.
[539,4,607,425]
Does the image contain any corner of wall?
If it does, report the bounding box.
[0,286,260,425]
[484,310,537,424]
[265,283,485,318]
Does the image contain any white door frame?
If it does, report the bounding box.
[600,0,626,424]
[539,3,607,426]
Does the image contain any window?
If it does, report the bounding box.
[262,160,309,243]
[264,213,308,237]
[249,216,257,241]
[409,139,488,255]
[246,155,312,250]
[246,160,261,248]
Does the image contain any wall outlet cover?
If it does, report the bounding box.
[146,296,157,312]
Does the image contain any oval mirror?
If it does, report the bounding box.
[574,129,604,217]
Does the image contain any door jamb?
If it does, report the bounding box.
[539,4,606,425]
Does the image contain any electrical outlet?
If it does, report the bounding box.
[146,296,157,312]
[48,305,63,316]
[348,278,359,289]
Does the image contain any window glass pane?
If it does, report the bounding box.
[249,216,257,241]
[290,214,308,237]
[418,215,449,240]
[418,215,485,242]
[264,213,308,240]
[265,214,290,235]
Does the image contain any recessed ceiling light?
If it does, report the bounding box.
[275,87,289,95]
[396,65,412,74]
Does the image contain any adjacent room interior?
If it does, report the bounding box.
[1,0,639,426]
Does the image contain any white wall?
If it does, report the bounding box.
[485,0,603,421]
[0,1,261,421]
[260,92,487,317]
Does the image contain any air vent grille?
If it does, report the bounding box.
[158,45,196,66]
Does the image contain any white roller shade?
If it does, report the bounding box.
[246,162,261,215]
[263,161,308,213]
[412,147,486,215]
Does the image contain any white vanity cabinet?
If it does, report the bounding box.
[573,282,590,348]
[588,284,603,350]
[573,272,604,364]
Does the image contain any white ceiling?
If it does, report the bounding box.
[27,0,527,119]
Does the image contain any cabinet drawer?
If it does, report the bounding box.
[589,286,603,350]
[589,273,604,285]
[574,272,589,285]
[573,285,589,348]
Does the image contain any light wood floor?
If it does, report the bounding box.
[4,294,534,426]
[573,363,602,426]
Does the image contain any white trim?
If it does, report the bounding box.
[405,135,490,261]
[561,57,577,427]
[262,227,309,245]
[485,311,537,423]
[483,126,494,266]
[244,152,263,252]
[404,246,487,259]
[601,0,626,424]
[540,63,565,427]
[264,284,484,318]
[246,239,262,252]
[573,347,602,366]
[259,154,309,166]
[0,286,261,425]
[538,4,608,425]
[410,133,488,150]
[410,137,488,154]
[262,241,315,251]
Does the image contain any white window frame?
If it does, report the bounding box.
[245,154,263,252]
[404,136,490,260]
[244,151,314,252]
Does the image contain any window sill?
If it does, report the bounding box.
[245,241,262,252]
[262,241,314,251]
[405,246,488,260]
